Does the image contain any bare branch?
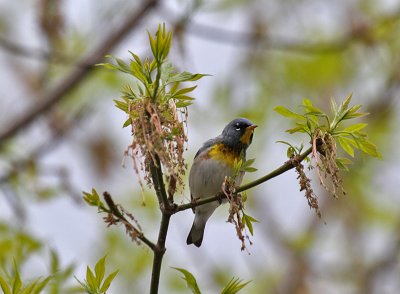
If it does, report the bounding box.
[0,0,159,146]
[102,192,156,251]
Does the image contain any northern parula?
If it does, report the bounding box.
[187,118,257,247]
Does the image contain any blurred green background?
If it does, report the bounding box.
[0,0,399,293]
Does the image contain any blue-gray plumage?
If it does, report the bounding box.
[187,118,257,247]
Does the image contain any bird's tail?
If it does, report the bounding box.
[186,221,206,247]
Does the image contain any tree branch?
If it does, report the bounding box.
[0,0,159,146]
[175,146,313,213]
[148,154,172,293]
[102,192,156,251]
[149,155,170,209]
[150,213,170,294]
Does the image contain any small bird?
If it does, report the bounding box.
[187,118,257,247]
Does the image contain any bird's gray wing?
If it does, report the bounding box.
[194,138,218,159]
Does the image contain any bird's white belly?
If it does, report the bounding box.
[189,158,243,199]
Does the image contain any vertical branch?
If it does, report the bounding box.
[148,154,172,294]
[149,155,169,209]
[150,213,171,294]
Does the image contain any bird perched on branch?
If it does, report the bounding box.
[187,118,257,247]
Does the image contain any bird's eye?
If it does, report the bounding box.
[236,127,240,131]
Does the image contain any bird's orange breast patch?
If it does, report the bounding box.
[240,125,257,145]
[207,143,240,166]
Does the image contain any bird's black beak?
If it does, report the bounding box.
[247,124,258,131]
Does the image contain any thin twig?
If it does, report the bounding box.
[0,0,159,146]
[102,192,156,251]
[175,147,313,213]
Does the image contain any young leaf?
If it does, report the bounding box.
[173,86,197,97]
[337,137,355,157]
[167,72,209,84]
[0,275,11,294]
[358,138,382,158]
[128,51,143,67]
[274,106,304,120]
[94,256,107,287]
[286,125,307,134]
[302,98,323,115]
[12,261,22,294]
[342,123,367,133]
[123,119,131,128]
[336,158,353,171]
[99,270,119,293]
[82,188,103,209]
[171,268,201,294]
[31,276,52,294]
[241,159,257,172]
[242,213,259,236]
[220,277,251,294]
[86,266,96,290]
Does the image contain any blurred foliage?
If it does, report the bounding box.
[0,0,400,293]
[75,256,118,294]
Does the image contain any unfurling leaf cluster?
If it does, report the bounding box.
[172,267,251,294]
[99,24,208,195]
[75,256,119,294]
[227,158,259,250]
[275,94,381,211]
[0,261,52,294]
[274,94,380,160]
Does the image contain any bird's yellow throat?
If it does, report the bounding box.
[207,143,240,166]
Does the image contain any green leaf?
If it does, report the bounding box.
[242,158,255,167]
[220,277,251,294]
[274,106,304,120]
[114,99,129,113]
[0,275,11,294]
[174,95,195,101]
[342,93,352,110]
[286,125,307,134]
[173,86,197,96]
[75,276,91,293]
[12,261,22,294]
[115,58,131,73]
[31,276,52,294]
[175,101,193,108]
[86,266,96,290]
[95,256,106,287]
[240,159,257,173]
[242,213,259,236]
[342,123,367,133]
[358,138,382,158]
[171,268,201,294]
[50,250,59,273]
[302,98,323,114]
[128,51,142,67]
[99,270,119,293]
[167,72,209,84]
[129,61,148,84]
[147,31,157,60]
[21,280,37,294]
[242,166,257,172]
[330,98,338,114]
[82,188,103,208]
[122,119,131,128]
[336,158,353,171]
[337,137,355,157]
